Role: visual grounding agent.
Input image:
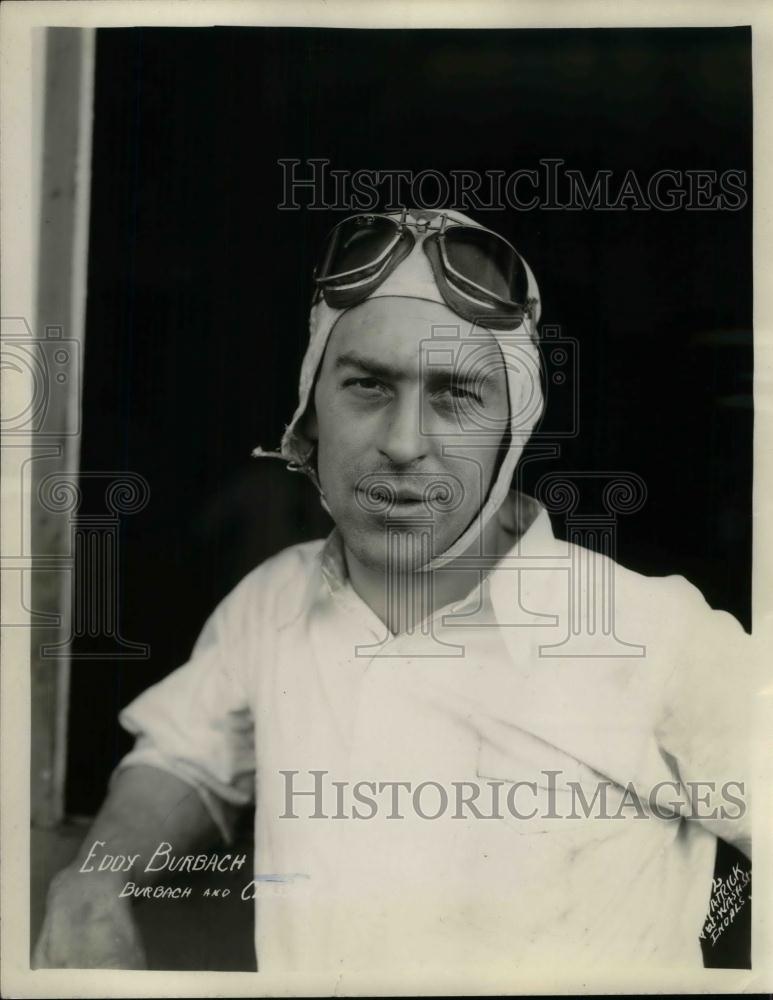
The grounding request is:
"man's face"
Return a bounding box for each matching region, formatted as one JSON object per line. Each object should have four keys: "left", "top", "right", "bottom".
{"left": 308, "top": 297, "right": 509, "bottom": 572}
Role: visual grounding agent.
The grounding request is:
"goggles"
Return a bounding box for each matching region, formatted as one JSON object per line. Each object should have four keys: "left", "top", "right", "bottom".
{"left": 313, "top": 210, "right": 537, "bottom": 331}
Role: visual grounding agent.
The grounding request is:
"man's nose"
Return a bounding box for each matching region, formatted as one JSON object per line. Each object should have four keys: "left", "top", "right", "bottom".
{"left": 377, "top": 391, "right": 428, "bottom": 466}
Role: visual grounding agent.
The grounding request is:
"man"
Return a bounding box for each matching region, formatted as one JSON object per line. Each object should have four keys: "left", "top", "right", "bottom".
{"left": 35, "top": 208, "right": 755, "bottom": 974}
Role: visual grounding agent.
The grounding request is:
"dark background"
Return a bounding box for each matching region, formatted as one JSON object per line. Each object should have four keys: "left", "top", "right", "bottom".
{"left": 69, "top": 23, "right": 753, "bottom": 804}
{"left": 64, "top": 25, "right": 753, "bottom": 967}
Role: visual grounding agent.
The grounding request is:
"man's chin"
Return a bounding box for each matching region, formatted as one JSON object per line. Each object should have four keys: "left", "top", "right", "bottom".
{"left": 345, "top": 522, "right": 447, "bottom": 574}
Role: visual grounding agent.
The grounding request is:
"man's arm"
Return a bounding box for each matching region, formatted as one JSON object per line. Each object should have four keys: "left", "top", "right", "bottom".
{"left": 33, "top": 764, "right": 239, "bottom": 969}
{"left": 654, "top": 576, "right": 760, "bottom": 860}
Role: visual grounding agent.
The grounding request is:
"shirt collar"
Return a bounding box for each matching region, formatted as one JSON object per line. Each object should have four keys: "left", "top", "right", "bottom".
{"left": 318, "top": 490, "right": 557, "bottom": 596}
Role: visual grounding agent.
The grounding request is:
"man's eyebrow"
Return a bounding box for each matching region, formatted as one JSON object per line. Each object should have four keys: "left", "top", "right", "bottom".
{"left": 335, "top": 351, "right": 502, "bottom": 392}
{"left": 334, "top": 352, "right": 409, "bottom": 382}
{"left": 423, "top": 368, "right": 500, "bottom": 393}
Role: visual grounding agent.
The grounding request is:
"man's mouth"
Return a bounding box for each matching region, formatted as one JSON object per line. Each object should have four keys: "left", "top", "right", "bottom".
{"left": 354, "top": 481, "right": 451, "bottom": 517}
{"left": 386, "top": 490, "right": 424, "bottom": 505}
{"left": 356, "top": 486, "right": 425, "bottom": 504}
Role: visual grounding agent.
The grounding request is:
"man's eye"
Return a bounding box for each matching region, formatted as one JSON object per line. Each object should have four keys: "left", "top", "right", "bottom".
{"left": 436, "top": 384, "right": 482, "bottom": 404}
{"left": 344, "top": 377, "right": 388, "bottom": 397}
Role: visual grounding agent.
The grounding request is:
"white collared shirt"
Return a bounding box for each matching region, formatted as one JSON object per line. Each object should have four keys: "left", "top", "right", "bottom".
{"left": 118, "top": 492, "right": 754, "bottom": 974}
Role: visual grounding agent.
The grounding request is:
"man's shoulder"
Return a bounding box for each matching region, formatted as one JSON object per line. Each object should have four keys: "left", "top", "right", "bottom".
{"left": 509, "top": 493, "right": 736, "bottom": 629}
{"left": 197, "top": 537, "right": 329, "bottom": 648}
{"left": 564, "top": 536, "right": 745, "bottom": 642}
{"left": 239, "top": 537, "right": 328, "bottom": 587}
{"left": 603, "top": 554, "right": 705, "bottom": 610}
{"left": 229, "top": 536, "right": 328, "bottom": 607}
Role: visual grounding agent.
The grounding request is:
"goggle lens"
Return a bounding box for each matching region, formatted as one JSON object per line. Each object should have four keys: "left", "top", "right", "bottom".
{"left": 317, "top": 215, "right": 401, "bottom": 282}
{"left": 441, "top": 226, "right": 528, "bottom": 305}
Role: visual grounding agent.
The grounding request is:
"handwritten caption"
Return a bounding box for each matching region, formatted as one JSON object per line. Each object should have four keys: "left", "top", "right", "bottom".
{"left": 700, "top": 863, "right": 751, "bottom": 946}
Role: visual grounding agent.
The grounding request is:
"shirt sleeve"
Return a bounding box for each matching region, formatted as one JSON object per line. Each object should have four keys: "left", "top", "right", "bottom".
{"left": 654, "top": 576, "right": 761, "bottom": 852}
{"left": 114, "top": 583, "right": 257, "bottom": 845}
